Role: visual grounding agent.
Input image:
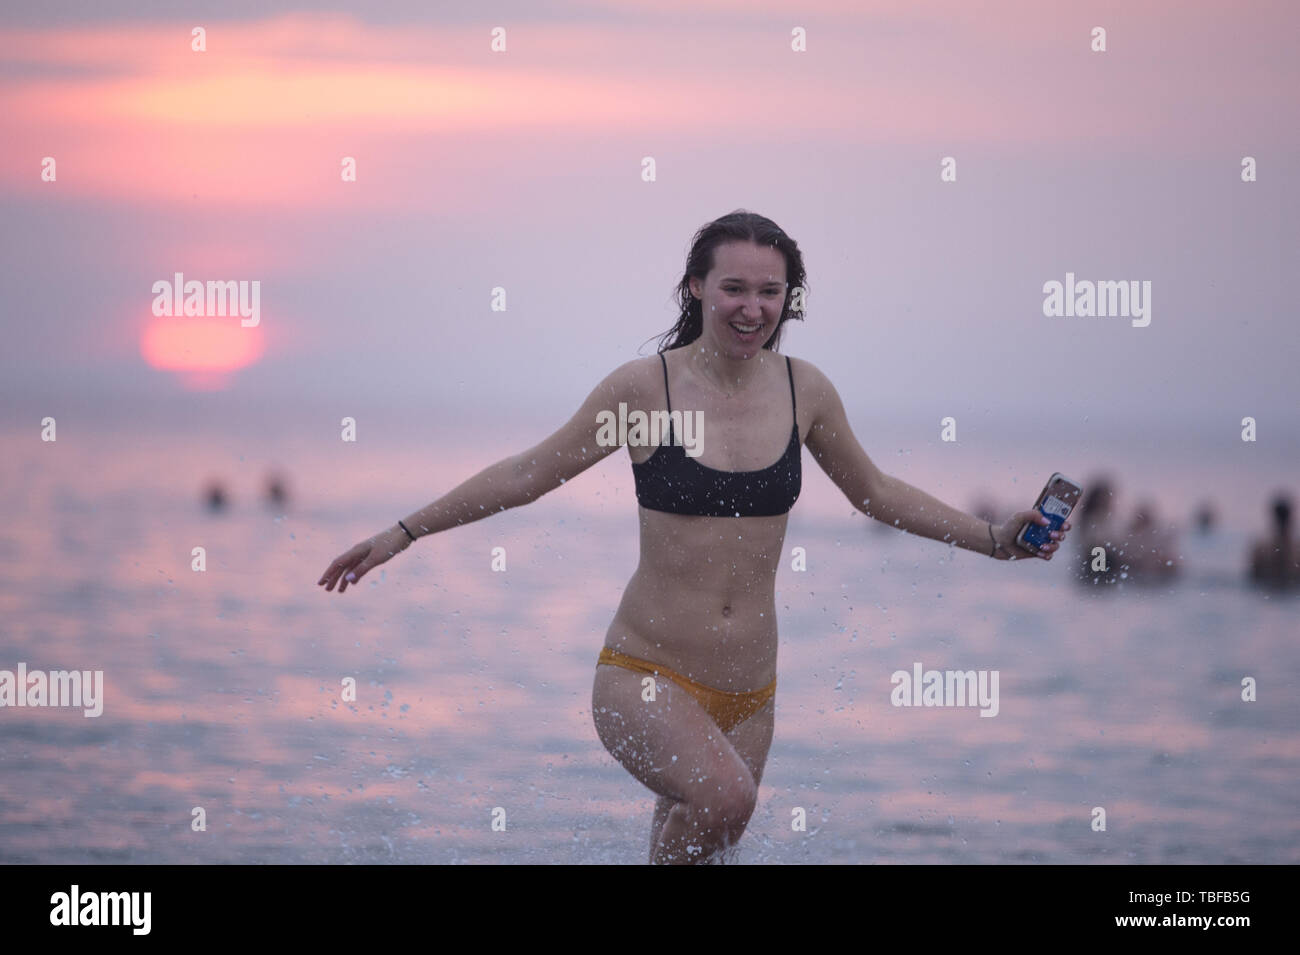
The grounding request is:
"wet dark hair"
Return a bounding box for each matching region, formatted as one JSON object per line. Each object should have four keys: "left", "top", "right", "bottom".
{"left": 648, "top": 210, "right": 808, "bottom": 354}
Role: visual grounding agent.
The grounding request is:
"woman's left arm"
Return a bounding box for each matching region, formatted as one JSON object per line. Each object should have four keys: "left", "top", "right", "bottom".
{"left": 870, "top": 473, "right": 1067, "bottom": 559}
{"left": 798, "top": 358, "right": 1069, "bottom": 560}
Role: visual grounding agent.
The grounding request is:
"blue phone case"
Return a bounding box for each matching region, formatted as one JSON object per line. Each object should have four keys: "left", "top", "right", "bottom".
{"left": 1022, "top": 494, "right": 1072, "bottom": 550}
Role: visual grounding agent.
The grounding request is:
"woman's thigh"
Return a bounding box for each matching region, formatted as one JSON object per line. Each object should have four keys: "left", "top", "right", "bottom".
{"left": 591, "top": 664, "right": 756, "bottom": 805}
{"left": 723, "top": 695, "right": 775, "bottom": 788}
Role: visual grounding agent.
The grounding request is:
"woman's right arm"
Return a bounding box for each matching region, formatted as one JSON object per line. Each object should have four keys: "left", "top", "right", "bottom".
{"left": 317, "top": 359, "right": 640, "bottom": 593}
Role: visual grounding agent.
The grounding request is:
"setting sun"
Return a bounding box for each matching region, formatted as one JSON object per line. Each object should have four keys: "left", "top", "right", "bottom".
{"left": 140, "top": 316, "right": 265, "bottom": 390}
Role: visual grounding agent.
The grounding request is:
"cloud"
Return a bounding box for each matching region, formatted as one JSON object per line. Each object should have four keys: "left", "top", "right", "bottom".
{"left": 4, "top": 6, "right": 1293, "bottom": 207}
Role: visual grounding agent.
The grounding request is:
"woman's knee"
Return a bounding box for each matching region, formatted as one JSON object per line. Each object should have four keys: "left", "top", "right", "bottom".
{"left": 715, "top": 772, "right": 759, "bottom": 830}
{"left": 686, "top": 762, "right": 757, "bottom": 834}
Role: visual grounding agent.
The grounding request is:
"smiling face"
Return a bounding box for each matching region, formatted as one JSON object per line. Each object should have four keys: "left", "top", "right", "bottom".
{"left": 689, "top": 240, "right": 788, "bottom": 358}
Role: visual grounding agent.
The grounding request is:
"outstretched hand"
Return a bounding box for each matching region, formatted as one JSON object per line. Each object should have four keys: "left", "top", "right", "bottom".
{"left": 317, "top": 524, "right": 413, "bottom": 593}
{"left": 991, "top": 510, "right": 1071, "bottom": 561}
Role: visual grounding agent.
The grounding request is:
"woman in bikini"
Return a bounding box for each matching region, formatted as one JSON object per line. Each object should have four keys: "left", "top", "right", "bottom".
{"left": 317, "top": 210, "right": 1070, "bottom": 864}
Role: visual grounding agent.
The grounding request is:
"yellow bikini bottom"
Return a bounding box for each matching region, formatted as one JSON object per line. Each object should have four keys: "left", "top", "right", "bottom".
{"left": 597, "top": 646, "right": 776, "bottom": 733}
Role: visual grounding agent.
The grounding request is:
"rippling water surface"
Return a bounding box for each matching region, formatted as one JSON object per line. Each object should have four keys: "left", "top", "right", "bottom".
{"left": 1, "top": 422, "right": 1296, "bottom": 863}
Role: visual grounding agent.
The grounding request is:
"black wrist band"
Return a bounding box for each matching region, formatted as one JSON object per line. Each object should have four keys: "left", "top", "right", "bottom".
{"left": 397, "top": 519, "right": 417, "bottom": 542}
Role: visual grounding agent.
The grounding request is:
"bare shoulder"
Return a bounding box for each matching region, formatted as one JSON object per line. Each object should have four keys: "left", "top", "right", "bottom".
{"left": 587, "top": 354, "right": 660, "bottom": 406}
{"left": 626, "top": 352, "right": 666, "bottom": 390}
{"left": 787, "top": 354, "right": 831, "bottom": 387}
{"left": 786, "top": 354, "right": 885, "bottom": 504}
{"left": 786, "top": 355, "right": 837, "bottom": 420}
{"left": 509, "top": 355, "right": 662, "bottom": 488}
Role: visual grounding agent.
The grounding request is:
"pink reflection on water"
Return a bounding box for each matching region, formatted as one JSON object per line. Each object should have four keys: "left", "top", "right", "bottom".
{"left": 1, "top": 424, "right": 1297, "bottom": 862}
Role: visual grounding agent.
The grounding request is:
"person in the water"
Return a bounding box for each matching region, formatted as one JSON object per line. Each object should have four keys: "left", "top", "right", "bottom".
{"left": 1123, "top": 498, "right": 1182, "bottom": 583}
{"left": 317, "top": 210, "right": 1069, "bottom": 864}
{"left": 1249, "top": 492, "right": 1300, "bottom": 589}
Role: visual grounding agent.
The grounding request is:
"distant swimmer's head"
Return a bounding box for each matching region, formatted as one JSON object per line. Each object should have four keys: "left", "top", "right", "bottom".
{"left": 1271, "top": 492, "right": 1293, "bottom": 534}
{"left": 1078, "top": 477, "right": 1116, "bottom": 523}
{"left": 651, "top": 210, "right": 808, "bottom": 358}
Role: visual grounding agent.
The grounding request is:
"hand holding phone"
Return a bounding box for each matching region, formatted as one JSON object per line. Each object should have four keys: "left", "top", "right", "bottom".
{"left": 1014, "top": 473, "right": 1082, "bottom": 557}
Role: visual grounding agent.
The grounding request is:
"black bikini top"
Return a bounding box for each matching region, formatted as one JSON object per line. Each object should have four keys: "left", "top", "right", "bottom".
{"left": 631, "top": 352, "right": 801, "bottom": 517}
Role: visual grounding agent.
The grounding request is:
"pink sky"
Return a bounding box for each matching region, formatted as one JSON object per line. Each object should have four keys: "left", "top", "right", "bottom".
{"left": 4, "top": 3, "right": 1295, "bottom": 207}
{"left": 0, "top": 0, "right": 1295, "bottom": 436}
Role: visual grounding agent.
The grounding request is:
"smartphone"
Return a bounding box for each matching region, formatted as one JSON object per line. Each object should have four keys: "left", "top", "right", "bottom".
{"left": 1016, "top": 473, "right": 1083, "bottom": 555}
